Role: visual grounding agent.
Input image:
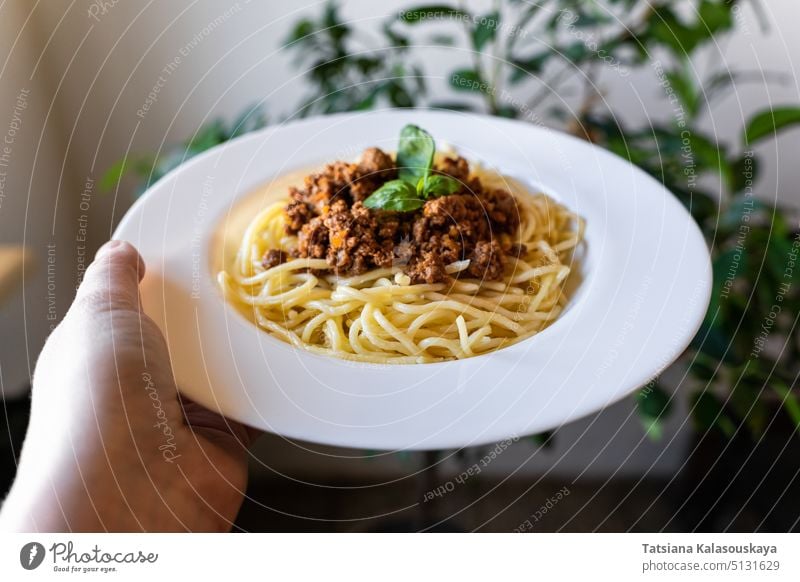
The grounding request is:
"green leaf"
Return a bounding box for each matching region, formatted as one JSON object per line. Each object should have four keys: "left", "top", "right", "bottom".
{"left": 688, "top": 353, "right": 719, "bottom": 382}
{"left": 397, "top": 124, "right": 435, "bottom": 183}
{"left": 100, "top": 155, "right": 155, "bottom": 192}
{"left": 228, "top": 104, "right": 268, "bottom": 139}
{"left": 363, "top": 179, "right": 424, "bottom": 212}
{"left": 730, "top": 376, "right": 768, "bottom": 435}
{"left": 745, "top": 107, "right": 800, "bottom": 144}
{"left": 383, "top": 23, "right": 410, "bottom": 48}
{"left": 637, "top": 384, "right": 673, "bottom": 418}
{"left": 187, "top": 119, "right": 226, "bottom": 153}
{"left": 637, "top": 384, "right": 672, "bottom": 441}
{"left": 529, "top": 430, "right": 554, "bottom": 449}
{"left": 449, "top": 68, "right": 489, "bottom": 93}
{"left": 692, "top": 391, "right": 736, "bottom": 437}
{"left": 665, "top": 64, "right": 698, "bottom": 118}
{"left": 386, "top": 79, "right": 415, "bottom": 108}
{"left": 698, "top": 0, "right": 734, "bottom": 35}
{"left": 151, "top": 149, "right": 192, "bottom": 182}
{"left": 691, "top": 319, "right": 732, "bottom": 363}
{"left": 100, "top": 159, "right": 129, "bottom": 192}
{"left": 496, "top": 104, "right": 519, "bottom": 118}
{"left": 766, "top": 228, "right": 794, "bottom": 285}
{"left": 686, "top": 132, "right": 729, "bottom": 181}
{"left": 705, "top": 247, "right": 743, "bottom": 329}
{"left": 641, "top": 417, "right": 664, "bottom": 440}
{"left": 647, "top": 2, "right": 733, "bottom": 55}
{"left": 354, "top": 86, "right": 381, "bottom": 111}
{"left": 728, "top": 155, "right": 759, "bottom": 194}
{"left": 424, "top": 174, "right": 461, "bottom": 197}
{"left": 399, "top": 5, "right": 469, "bottom": 24}
{"left": 773, "top": 382, "right": 800, "bottom": 433}
{"left": 510, "top": 53, "right": 549, "bottom": 84}
{"left": 286, "top": 18, "right": 315, "bottom": 44}
{"left": 321, "top": 1, "right": 349, "bottom": 42}
{"left": 560, "top": 41, "right": 591, "bottom": 64}
{"left": 718, "top": 193, "right": 766, "bottom": 232}
{"left": 671, "top": 187, "right": 717, "bottom": 226}
{"left": 429, "top": 101, "right": 477, "bottom": 112}
{"left": 472, "top": 10, "right": 500, "bottom": 51}
{"left": 648, "top": 6, "right": 703, "bottom": 53}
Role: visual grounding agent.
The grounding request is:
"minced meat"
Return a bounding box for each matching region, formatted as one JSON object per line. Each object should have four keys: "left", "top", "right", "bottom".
{"left": 261, "top": 249, "right": 288, "bottom": 269}
{"left": 282, "top": 149, "right": 522, "bottom": 283}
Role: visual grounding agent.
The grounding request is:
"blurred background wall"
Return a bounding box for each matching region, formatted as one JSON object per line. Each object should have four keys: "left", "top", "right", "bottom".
{"left": 0, "top": 1, "right": 77, "bottom": 400}
{"left": 1, "top": 0, "right": 798, "bottom": 480}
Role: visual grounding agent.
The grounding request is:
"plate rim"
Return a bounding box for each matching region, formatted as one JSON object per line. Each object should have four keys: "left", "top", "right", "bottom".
{"left": 114, "top": 109, "right": 712, "bottom": 450}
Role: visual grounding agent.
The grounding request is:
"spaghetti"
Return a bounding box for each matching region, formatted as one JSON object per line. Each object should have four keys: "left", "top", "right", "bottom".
{"left": 218, "top": 163, "right": 584, "bottom": 364}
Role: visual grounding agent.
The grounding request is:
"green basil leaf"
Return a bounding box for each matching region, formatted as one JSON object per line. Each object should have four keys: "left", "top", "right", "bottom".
{"left": 363, "top": 179, "right": 424, "bottom": 212}
{"left": 424, "top": 174, "right": 461, "bottom": 197}
{"left": 416, "top": 176, "right": 426, "bottom": 196}
{"left": 397, "top": 124, "right": 435, "bottom": 183}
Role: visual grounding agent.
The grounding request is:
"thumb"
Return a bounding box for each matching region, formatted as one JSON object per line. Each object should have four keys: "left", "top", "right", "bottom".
{"left": 71, "top": 240, "right": 146, "bottom": 314}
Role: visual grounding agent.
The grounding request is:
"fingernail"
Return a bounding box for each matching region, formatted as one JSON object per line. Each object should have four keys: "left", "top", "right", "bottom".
{"left": 95, "top": 240, "right": 123, "bottom": 259}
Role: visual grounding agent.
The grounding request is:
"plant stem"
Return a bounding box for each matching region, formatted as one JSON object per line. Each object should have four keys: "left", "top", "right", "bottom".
{"left": 526, "top": 0, "right": 657, "bottom": 118}
{"left": 506, "top": 0, "right": 549, "bottom": 57}
{"left": 458, "top": 0, "right": 497, "bottom": 114}
{"left": 488, "top": 0, "right": 503, "bottom": 107}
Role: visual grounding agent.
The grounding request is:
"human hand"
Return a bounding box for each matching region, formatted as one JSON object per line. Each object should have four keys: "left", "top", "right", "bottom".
{"left": 0, "top": 241, "right": 258, "bottom": 532}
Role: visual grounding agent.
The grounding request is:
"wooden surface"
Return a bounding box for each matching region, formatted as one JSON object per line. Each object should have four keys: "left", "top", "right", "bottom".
{"left": 0, "top": 245, "right": 28, "bottom": 305}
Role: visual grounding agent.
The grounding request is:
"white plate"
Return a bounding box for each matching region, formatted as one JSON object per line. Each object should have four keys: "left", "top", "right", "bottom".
{"left": 114, "top": 110, "right": 711, "bottom": 451}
